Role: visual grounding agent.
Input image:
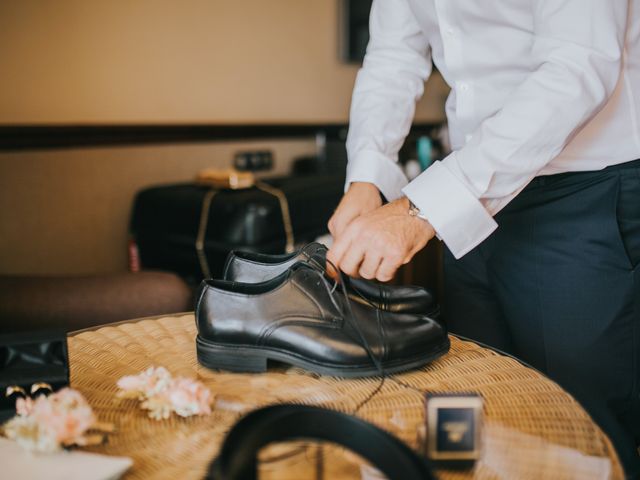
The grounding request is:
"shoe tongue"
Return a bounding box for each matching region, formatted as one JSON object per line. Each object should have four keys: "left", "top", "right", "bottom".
{"left": 288, "top": 261, "right": 314, "bottom": 274}
{"left": 300, "top": 243, "right": 327, "bottom": 265}
{"left": 299, "top": 244, "right": 349, "bottom": 286}
{"left": 301, "top": 242, "right": 327, "bottom": 258}
{"left": 289, "top": 262, "right": 345, "bottom": 315}
{"left": 288, "top": 261, "right": 331, "bottom": 282}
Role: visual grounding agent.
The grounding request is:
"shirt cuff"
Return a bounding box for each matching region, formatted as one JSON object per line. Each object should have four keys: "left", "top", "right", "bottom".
{"left": 345, "top": 150, "right": 409, "bottom": 201}
{"left": 402, "top": 157, "right": 498, "bottom": 259}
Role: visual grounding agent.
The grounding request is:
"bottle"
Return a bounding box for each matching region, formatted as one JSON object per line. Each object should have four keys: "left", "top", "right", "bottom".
{"left": 417, "top": 136, "right": 433, "bottom": 171}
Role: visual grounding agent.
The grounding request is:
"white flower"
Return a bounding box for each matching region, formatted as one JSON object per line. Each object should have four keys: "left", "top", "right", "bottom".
{"left": 117, "top": 366, "right": 172, "bottom": 399}
{"left": 116, "top": 366, "right": 213, "bottom": 420}
{"left": 168, "top": 378, "right": 212, "bottom": 417}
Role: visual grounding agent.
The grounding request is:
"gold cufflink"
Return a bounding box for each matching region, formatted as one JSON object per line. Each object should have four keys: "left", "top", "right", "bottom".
{"left": 30, "top": 382, "right": 53, "bottom": 396}
{"left": 5, "top": 385, "right": 27, "bottom": 398}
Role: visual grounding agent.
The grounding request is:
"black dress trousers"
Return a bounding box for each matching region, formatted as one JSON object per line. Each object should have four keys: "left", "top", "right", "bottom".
{"left": 443, "top": 159, "right": 640, "bottom": 477}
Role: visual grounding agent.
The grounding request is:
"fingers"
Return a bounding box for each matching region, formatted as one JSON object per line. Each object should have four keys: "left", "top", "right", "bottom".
{"left": 328, "top": 196, "right": 434, "bottom": 283}
{"left": 359, "top": 252, "right": 382, "bottom": 280}
{"left": 328, "top": 208, "right": 358, "bottom": 239}
{"left": 330, "top": 224, "right": 386, "bottom": 280}
{"left": 327, "top": 194, "right": 358, "bottom": 238}
{"left": 332, "top": 243, "right": 402, "bottom": 282}
{"left": 338, "top": 241, "right": 367, "bottom": 278}
{"left": 328, "top": 182, "right": 382, "bottom": 238}
{"left": 326, "top": 229, "right": 353, "bottom": 278}
{"left": 329, "top": 210, "right": 399, "bottom": 281}
{"left": 376, "top": 255, "right": 402, "bottom": 283}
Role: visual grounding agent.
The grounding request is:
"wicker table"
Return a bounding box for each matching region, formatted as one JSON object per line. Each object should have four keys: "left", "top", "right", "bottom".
{"left": 69, "top": 314, "right": 624, "bottom": 479}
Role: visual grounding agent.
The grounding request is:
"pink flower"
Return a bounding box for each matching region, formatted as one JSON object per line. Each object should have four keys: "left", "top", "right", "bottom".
{"left": 31, "top": 388, "right": 95, "bottom": 445}
{"left": 141, "top": 393, "right": 174, "bottom": 421}
{"left": 3, "top": 415, "right": 59, "bottom": 453}
{"left": 116, "top": 375, "right": 148, "bottom": 393}
{"left": 3, "top": 388, "right": 96, "bottom": 453}
{"left": 116, "top": 366, "right": 213, "bottom": 420}
{"left": 117, "top": 366, "right": 172, "bottom": 399}
{"left": 168, "top": 378, "right": 212, "bottom": 417}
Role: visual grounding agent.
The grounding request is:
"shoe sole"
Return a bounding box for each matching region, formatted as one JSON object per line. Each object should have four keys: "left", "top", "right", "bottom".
{"left": 196, "top": 335, "right": 450, "bottom": 378}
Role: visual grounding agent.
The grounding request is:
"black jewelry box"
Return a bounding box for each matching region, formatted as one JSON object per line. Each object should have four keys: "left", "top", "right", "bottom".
{"left": 424, "top": 393, "right": 483, "bottom": 468}
{"left": 0, "top": 329, "right": 69, "bottom": 422}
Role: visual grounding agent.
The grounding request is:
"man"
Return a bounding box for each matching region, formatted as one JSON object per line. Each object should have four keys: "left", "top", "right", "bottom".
{"left": 327, "top": 0, "right": 640, "bottom": 475}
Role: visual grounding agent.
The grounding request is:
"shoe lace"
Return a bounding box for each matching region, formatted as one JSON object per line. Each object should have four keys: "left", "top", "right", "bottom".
{"left": 306, "top": 251, "right": 445, "bottom": 454}
{"left": 305, "top": 257, "right": 385, "bottom": 378}
{"left": 308, "top": 257, "right": 440, "bottom": 402}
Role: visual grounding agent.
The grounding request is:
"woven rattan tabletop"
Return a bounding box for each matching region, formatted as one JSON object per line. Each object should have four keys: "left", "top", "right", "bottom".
{"left": 68, "top": 314, "right": 623, "bottom": 479}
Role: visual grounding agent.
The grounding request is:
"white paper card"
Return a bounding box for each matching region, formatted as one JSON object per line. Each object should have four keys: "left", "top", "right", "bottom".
{"left": 0, "top": 437, "right": 133, "bottom": 480}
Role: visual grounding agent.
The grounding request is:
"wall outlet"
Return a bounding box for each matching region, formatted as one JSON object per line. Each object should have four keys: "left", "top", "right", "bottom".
{"left": 233, "top": 150, "right": 274, "bottom": 171}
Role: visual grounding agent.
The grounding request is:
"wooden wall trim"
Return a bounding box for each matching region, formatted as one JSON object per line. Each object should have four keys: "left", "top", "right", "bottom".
{"left": 0, "top": 123, "right": 439, "bottom": 151}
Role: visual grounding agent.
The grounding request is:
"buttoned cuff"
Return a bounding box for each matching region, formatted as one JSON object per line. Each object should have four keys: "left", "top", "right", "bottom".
{"left": 345, "top": 150, "right": 409, "bottom": 202}
{"left": 402, "top": 157, "right": 498, "bottom": 259}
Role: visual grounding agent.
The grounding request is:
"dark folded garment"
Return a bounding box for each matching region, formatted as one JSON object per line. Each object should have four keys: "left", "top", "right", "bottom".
{"left": 0, "top": 329, "right": 69, "bottom": 421}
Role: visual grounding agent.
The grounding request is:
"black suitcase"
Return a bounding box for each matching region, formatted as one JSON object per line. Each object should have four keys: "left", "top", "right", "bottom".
{"left": 130, "top": 174, "right": 344, "bottom": 282}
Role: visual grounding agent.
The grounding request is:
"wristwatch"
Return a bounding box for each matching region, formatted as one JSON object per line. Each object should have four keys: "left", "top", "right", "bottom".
{"left": 408, "top": 199, "right": 429, "bottom": 222}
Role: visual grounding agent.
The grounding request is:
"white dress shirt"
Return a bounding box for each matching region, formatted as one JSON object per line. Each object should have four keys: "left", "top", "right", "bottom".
{"left": 346, "top": 0, "right": 640, "bottom": 259}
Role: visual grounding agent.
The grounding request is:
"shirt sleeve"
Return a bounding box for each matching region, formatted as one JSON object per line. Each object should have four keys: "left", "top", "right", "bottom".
{"left": 345, "top": 0, "right": 432, "bottom": 202}
{"left": 403, "top": 0, "right": 629, "bottom": 259}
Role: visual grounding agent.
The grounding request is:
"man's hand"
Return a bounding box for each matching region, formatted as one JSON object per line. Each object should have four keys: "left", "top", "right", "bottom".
{"left": 327, "top": 197, "right": 435, "bottom": 282}
{"left": 328, "top": 182, "right": 383, "bottom": 239}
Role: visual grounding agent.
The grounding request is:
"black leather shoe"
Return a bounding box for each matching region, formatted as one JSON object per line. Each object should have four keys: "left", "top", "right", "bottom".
{"left": 222, "top": 243, "right": 440, "bottom": 317}
{"left": 195, "top": 263, "right": 449, "bottom": 377}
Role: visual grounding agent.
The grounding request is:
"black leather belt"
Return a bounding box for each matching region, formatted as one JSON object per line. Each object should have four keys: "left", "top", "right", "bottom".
{"left": 208, "top": 404, "right": 436, "bottom": 480}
